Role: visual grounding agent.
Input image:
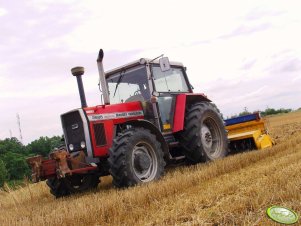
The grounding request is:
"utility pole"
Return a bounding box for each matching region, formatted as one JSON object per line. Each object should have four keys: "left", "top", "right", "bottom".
{"left": 16, "top": 113, "right": 23, "bottom": 144}
{"left": 9, "top": 129, "right": 12, "bottom": 138}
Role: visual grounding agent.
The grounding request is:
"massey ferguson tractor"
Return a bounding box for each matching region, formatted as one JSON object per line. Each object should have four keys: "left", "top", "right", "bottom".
{"left": 27, "top": 49, "right": 228, "bottom": 197}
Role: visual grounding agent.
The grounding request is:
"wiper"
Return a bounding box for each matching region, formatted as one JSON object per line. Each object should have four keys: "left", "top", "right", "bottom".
{"left": 113, "top": 69, "right": 126, "bottom": 97}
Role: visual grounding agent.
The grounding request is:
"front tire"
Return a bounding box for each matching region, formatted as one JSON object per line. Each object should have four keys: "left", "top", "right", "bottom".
{"left": 179, "top": 102, "right": 228, "bottom": 163}
{"left": 108, "top": 127, "right": 166, "bottom": 188}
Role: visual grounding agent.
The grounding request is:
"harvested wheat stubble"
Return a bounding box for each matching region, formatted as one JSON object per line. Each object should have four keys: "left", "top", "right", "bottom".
{"left": 1, "top": 111, "right": 301, "bottom": 226}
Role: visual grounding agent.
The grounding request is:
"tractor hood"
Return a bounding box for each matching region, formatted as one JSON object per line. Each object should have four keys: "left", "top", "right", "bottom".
{"left": 84, "top": 101, "right": 144, "bottom": 122}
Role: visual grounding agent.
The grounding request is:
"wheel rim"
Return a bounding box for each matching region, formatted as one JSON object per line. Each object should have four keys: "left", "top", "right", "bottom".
{"left": 132, "top": 141, "right": 158, "bottom": 182}
{"left": 200, "top": 117, "right": 222, "bottom": 158}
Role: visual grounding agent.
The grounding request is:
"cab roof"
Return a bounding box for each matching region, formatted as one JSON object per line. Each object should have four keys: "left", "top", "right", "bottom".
{"left": 105, "top": 58, "right": 184, "bottom": 78}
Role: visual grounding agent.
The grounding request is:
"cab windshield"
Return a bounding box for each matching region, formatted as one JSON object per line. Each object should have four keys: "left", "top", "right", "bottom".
{"left": 107, "top": 65, "right": 150, "bottom": 104}
{"left": 152, "top": 66, "right": 189, "bottom": 92}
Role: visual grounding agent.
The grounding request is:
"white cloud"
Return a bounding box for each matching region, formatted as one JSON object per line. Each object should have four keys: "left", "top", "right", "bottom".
{"left": 61, "top": 0, "right": 249, "bottom": 53}
{"left": 28, "top": 0, "right": 77, "bottom": 12}
{"left": 0, "top": 8, "right": 7, "bottom": 16}
{"left": 1, "top": 0, "right": 301, "bottom": 143}
{"left": 292, "top": 75, "right": 301, "bottom": 82}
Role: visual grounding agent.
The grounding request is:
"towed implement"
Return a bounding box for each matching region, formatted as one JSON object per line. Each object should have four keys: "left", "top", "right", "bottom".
{"left": 225, "top": 112, "right": 274, "bottom": 152}
{"left": 27, "top": 49, "right": 228, "bottom": 197}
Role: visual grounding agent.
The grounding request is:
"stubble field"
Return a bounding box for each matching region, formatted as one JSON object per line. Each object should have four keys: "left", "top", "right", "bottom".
{"left": 1, "top": 111, "right": 301, "bottom": 226}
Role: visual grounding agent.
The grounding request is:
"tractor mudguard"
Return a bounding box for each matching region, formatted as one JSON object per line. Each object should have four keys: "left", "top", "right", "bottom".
{"left": 125, "top": 119, "right": 169, "bottom": 159}
{"left": 173, "top": 93, "right": 211, "bottom": 133}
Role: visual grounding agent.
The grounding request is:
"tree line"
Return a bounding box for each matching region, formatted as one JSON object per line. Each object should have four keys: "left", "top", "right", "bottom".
{"left": 0, "top": 136, "right": 63, "bottom": 187}
{"left": 227, "top": 107, "right": 294, "bottom": 119}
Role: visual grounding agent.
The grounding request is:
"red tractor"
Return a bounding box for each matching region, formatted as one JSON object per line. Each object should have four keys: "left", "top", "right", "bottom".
{"left": 27, "top": 49, "right": 228, "bottom": 197}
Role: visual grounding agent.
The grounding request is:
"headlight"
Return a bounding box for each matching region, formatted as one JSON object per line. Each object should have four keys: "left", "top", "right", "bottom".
{"left": 69, "top": 144, "right": 74, "bottom": 151}
{"left": 80, "top": 141, "right": 86, "bottom": 148}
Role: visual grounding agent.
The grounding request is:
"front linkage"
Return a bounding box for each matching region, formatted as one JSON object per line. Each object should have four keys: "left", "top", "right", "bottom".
{"left": 26, "top": 149, "right": 97, "bottom": 183}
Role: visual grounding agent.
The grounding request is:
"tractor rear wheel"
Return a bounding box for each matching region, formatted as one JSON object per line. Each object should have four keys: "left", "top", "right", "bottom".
{"left": 108, "top": 127, "right": 166, "bottom": 188}
{"left": 179, "top": 102, "right": 228, "bottom": 163}
{"left": 46, "top": 174, "right": 100, "bottom": 198}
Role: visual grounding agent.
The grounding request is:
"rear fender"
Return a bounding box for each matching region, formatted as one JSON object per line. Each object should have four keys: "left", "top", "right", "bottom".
{"left": 173, "top": 94, "right": 211, "bottom": 133}
{"left": 125, "top": 119, "right": 169, "bottom": 159}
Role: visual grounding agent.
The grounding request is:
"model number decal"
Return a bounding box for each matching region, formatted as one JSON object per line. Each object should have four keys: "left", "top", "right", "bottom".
{"left": 88, "top": 111, "right": 144, "bottom": 121}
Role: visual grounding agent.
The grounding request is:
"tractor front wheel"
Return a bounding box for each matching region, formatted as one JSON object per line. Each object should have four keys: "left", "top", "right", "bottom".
{"left": 179, "top": 102, "right": 228, "bottom": 163}
{"left": 108, "top": 127, "right": 166, "bottom": 188}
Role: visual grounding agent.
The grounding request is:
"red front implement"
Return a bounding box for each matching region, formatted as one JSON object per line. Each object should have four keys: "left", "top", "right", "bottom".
{"left": 26, "top": 149, "right": 97, "bottom": 182}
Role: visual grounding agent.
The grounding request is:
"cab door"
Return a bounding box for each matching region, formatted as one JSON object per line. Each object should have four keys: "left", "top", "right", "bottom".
{"left": 157, "top": 95, "right": 176, "bottom": 132}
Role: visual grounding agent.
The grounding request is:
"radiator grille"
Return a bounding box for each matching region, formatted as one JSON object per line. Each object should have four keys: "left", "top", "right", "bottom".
{"left": 93, "top": 123, "right": 107, "bottom": 146}
{"left": 61, "top": 110, "right": 85, "bottom": 152}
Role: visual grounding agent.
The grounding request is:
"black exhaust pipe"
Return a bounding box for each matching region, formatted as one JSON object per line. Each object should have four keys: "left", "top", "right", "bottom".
{"left": 97, "top": 49, "right": 110, "bottom": 105}
{"left": 71, "top": 66, "right": 87, "bottom": 108}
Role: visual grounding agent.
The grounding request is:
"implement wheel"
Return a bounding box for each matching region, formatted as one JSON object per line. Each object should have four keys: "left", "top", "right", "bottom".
{"left": 108, "top": 127, "right": 166, "bottom": 188}
{"left": 46, "top": 174, "right": 100, "bottom": 198}
{"left": 46, "top": 178, "right": 70, "bottom": 198}
{"left": 179, "top": 102, "right": 228, "bottom": 163}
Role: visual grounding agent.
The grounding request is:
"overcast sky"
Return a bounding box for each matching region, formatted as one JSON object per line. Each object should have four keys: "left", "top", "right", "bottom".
{"left": 1, "top": 0, "right": 301, "bottom": 144}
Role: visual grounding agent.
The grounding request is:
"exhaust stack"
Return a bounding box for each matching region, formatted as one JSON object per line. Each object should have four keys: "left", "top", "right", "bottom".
{"left": 97, "top": 49, "right": 110, "bottom": 105}
{"left": 71, "top": 66, "right": 87, "bottom": 108}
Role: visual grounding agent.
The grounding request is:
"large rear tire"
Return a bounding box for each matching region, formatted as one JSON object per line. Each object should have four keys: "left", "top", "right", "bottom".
{"left": 46, "top": 174, "right": 100, "bottom": 198}
{"left": 179, "top": 102, "right": 228, "bottom": 163}
{"left": 108, "top": 127, "right": 166, "bottom": 188}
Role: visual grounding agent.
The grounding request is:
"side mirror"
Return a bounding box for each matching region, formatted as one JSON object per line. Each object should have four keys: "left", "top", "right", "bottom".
{"left": 159, "top": 57, "right": 171, "bottom": 72}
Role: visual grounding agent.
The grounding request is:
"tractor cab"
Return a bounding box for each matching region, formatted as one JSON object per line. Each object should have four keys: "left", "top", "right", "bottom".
{"left": 105, "top": 58, "right": 193, "bottom": 132}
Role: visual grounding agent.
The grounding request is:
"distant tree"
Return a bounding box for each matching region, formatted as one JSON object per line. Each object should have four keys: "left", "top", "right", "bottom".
{"left": 238, "top": 107, "right": 252, "bottom": 117}
{"left": 26, "top": 136, "right": 63, "bottom": 157}
{"left": 227, "top": 114, "right": 238, "bottom": 119}
{"left": 1, "top": 152, "right": 30, "bottom": 180}
{"left": 0, "top": 159, "right": 8, "bottom": 187}
{"left": 0, "top": 137, "right": 24, "bottom": 155}
{"left": 0, "top": 137, "right": 29, "bottom": 181}
{"left": 227, "top": 106, "right": 294, "bottom": 119}
{"left": 261, "top": 107, "right": 292, "bottom": 116}
{"left": 262, "top": 108, "right": 276, "bottom": 116}
{"left": 0, "top": 135, "right": 62, "bottom": 183}
{"left": 227, "top": 107, "right": 252, "bottom": 119}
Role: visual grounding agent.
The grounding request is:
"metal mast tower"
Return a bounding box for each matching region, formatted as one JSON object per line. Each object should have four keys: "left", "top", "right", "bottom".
{"left": 16, "top": 113, "right": 23, "bottom": 144}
